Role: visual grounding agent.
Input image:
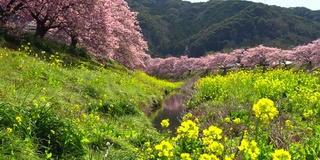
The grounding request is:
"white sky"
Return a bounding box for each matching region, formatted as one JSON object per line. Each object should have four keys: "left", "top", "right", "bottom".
{"left": 184, "top": 0, "right": 320, "bottom": 11}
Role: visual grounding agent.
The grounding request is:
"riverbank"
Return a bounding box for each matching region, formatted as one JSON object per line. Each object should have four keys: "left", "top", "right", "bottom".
{"left": 0, "top": 47, "right": 181, "bottom": 159}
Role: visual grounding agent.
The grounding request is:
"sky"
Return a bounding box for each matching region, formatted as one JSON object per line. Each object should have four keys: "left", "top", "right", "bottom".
{"left": 184, "top": 0, "right": 320, "bottom": 11}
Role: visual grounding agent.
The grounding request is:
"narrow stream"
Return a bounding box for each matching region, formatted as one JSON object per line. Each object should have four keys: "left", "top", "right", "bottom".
{"left": 152, "top": 94, "right": 183, "bottom": 134}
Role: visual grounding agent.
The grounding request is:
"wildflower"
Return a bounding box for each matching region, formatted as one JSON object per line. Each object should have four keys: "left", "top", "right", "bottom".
{"left": 225, "top": 154, "right": 235, "bottom": 160}
{"left": 34, "top": 102, "right": 39, "bottom": 108}
{"left": 233, "top": 118, "right": 241, "bottom": 124}
{"left": 180, "top": 153, "right": 192, "bottom": 160}
{"left": 195, "top": 118, "right": 199, "bottom": 123}
{"left": 161, "top": 119, "right": 170, "bottom": 128}
{"left": 50, "top": 130, "right": 55, "bottom": 135}
{"left": 40, "top": 97, "right": 46, "bottom": 102}
{"left": 202, "top": 125, "right": 223, "bottom": 146}
{"left": 285, "top": 120, "right": 293, "bottom": 129}
{"left": 224, "top": 117, "right": 231, "bottom": 122}
{"left": 272, "top": 149, "right": 291, "bottom": 160}
{"left": 144, "top": 141, "right": 151, "bottom": 147}
{"left": 16, "top": 116, "right": 22, "bottom": 125}
{"left": 252, "top": 98, "right": 278, "bottom": 124}
{"left": 199, "top": 153, "right": 219, "bottom": 160}
{"left": 82, "top": 113, "right": 87, "bottom": 119}
{"left": 203, "top": 125, "right": 223, "bottom": 140}
{"left": 206, "top": 141, "right": 224, "bottom": 155}
{"left": 303, "top": 109, "right": 314, "bottom": 119}
{"left": 7, "top": 127, "right": 13, "bottom": 133}
{"left": 155, "top": 140, "right": 174, "bottom": 157}
{"left": 175, "top": 120, "right": 199, "bottom": 140}
{"left": 182, "top": 112, "right": 193, "bottom": 121}
{"left": 238, "top": 139, "right": 260, "bottom": 160}
{"left": 146, "top": 147, "right": 153, "bottom": 153}
{"left": 238, "top": 139, "right": 249, "bottom": 151}
{"left": 95, "top": 115, "right": 100, "bottom": 121}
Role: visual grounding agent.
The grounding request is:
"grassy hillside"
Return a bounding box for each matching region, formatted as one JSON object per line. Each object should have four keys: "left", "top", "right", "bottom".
{"left": 127, "top": 0, "right": 320, "bottom": 57}
{"left": 0, "top": 45, "right": 181, "bottom": 159}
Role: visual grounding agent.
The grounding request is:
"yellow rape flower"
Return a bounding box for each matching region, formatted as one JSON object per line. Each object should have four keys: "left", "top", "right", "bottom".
{"left": 238, "top": 139, "right": 249, "bottom": 151}
{"left": 161, "top": 119, "right": 170, "bottom": 128}
{"left": 155, "top": 140, "right": 174, "bottom": 158}
{"left": 224, "top": 117, "right": 231, "bottom": 122}
{"left": 144, "top": 141, "right": 151, "bottom": 147}
{"left": 206, "top": 141, "right": 224, "bottom": 156}
{"left": 303, "top": 109, "right": 314, "bottom": 119}
{"left": 95, "top": 115, "right": 100, "bottom": 121}
{"left": 40, "top": 97, "right": 46, "bottom": 102}
{"left": 238, "top": 139, "right": 260, "bottom": 160}
{"left": 285, "top": 120, "right": 293, "bottom": 129}
{"left": 182, "top": 112, "right": 193, "bottom": 121}
{"left": 202, "top": 125, "right": 223, "bottom": 147}
{"left": 203, "top": 125, "right": 223, "bottom": 140}
{"left": 16, "top": 116, "right": 22, "bottom": 125}
{"left": 180, "top": 153, "right": 192, "bottom": 160}
{"left": 146, "top": 147, "right": 153, "bottom": 153}
{"left": 7, "top": 127, "right": 13, "bottom": 133}
{"left": 176, "top": 120, "right": 199, "bottom": 140}
{"left": 252, "top": 98, "right": 278, "bottom": 124}
{"left": 199, "top": 153, "right": 219, "bottom": 160}
{"left": 272, "top": 149, "right": 291, "bottom": 160}
{"left": 225, "top": 154, "right": 235, "bottom": 160}
{"left": 233, "top": 118, "right": 241, "bottom": 124}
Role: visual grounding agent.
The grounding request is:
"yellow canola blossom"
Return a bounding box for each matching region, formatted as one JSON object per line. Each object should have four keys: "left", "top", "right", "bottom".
{"left": 272, "top": 149, "right": 291, "bottom": 160}
{"left": 238, "top": 139, "right": 260, "bottom": 160}
{"left": 232, "top": 118, "right": 241, "bottom": 124}
{"left": 252, "top": 98, "right": 278, "bottom": 124}
{"left": 180, "top": 153, "right": 192, "bottom": 160}
{"left": 155, "top": 140, "right": 174, "bottom": 158}
{"left": 16, "top": 116, "right": 22, "bottom": 125}
{"left": 206, "top": 141, "right": 224, "bottom": 156}
{"left": 175, "top": 120, "right": 199, "bottom": 140}
{"left": 303, "top": 109, "right": 315, "bottom": 119}
{"left": 7, "top": 127, "right": 13, "bottom": 133}
{"left": 161, "top": 119, "right": 170, "bottom": 128}
{"left": 198, "top": 153, "right": 219, "bottom": 160}
{"left": 203, "top": 125, "right": 223, "bottom": 140}
{"left": 202, "top": 126, "right": 224, "bottom": 153}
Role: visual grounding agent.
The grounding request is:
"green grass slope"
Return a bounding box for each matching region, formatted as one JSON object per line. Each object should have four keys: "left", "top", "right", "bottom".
{"left": 0, "top": 45, "right": 181, "bottom": 159}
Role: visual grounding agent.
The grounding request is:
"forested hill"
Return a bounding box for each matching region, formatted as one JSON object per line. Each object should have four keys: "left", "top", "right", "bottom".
{"left": 127, "top": 0, "right": 320, "bottom": 58}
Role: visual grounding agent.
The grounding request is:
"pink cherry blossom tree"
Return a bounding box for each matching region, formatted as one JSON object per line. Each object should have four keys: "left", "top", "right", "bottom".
{"left": 12, "top": 0, "right": 149, "bottom": 69}
{"left": 292, "top": 39, "right": 320, "bottom": 69}
{"left": 0, "top": 0, "right": 25, "bottom": 24}
{"left": 20, "top": 0, "right": 80, "bottom": 38}
{"left": 206, "top": 53, "right": 237, "bottom": 73}
{"left": 241, "top": 45, "right": 281, "bottom": 70}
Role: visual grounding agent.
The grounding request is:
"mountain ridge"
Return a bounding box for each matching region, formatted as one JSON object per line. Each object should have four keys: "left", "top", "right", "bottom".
{"left": 127, "top": 0, "right": 320, "bottom": 57}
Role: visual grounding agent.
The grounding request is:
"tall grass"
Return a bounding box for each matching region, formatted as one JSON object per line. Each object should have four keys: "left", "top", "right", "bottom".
{"left": 0, "top": 45, "right": 181, "bottom": 159}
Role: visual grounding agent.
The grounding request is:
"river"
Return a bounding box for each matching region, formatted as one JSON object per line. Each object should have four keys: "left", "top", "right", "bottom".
{"left": 152, "top": 94, "right": 183, "bottom": 134}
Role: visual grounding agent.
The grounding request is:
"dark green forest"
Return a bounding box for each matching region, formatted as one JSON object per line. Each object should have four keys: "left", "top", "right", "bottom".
{"left": 127, "top": 0, "right": 320, "bottom": 57}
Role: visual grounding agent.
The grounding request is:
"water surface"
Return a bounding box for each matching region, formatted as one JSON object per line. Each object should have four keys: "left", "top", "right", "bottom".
{"left": 153, "top": 95, "right": 182, "bottom": 134}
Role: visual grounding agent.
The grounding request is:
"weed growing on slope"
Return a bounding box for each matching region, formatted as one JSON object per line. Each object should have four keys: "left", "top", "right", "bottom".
{"left": 0, "top": 45, "right": 182, "bottom": 159}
